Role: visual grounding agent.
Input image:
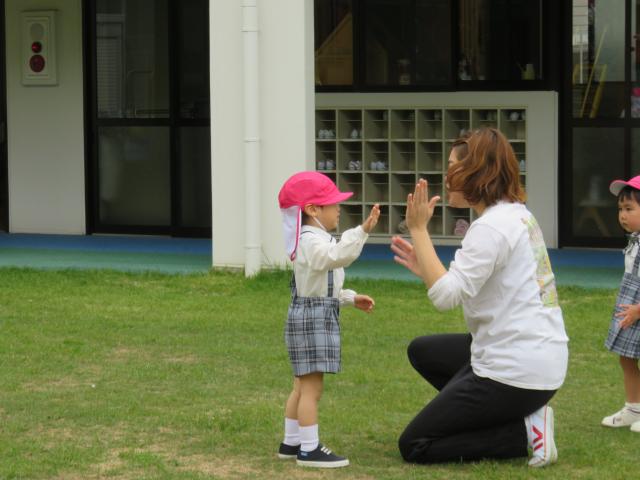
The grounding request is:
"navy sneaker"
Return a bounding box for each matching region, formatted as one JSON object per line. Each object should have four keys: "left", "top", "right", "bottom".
{"left": 296, "top": 444, "right": 349, "bottom": 468}
{"left": 277, "top": 442, "right": 300, "bottom": 459}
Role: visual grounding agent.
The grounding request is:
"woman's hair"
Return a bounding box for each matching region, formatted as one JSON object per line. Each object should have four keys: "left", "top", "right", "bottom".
{"left": 447, "top": 127, "right": 526, "bottom": 206}
{"left": 618, "top": 185, "right": 640, "bottom": 205}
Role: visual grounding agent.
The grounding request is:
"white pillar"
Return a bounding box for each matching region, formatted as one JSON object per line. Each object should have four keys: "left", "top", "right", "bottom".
{"left": 211, "top": 0, "right": 314, "bottom": 270}
{"left": 242, "top": 0, "right": 261, "bottom": 277}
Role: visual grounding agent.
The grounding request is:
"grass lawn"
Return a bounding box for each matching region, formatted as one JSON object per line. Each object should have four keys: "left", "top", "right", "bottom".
{"left": 0, "top": 268, "right": 633, "bottom": 479}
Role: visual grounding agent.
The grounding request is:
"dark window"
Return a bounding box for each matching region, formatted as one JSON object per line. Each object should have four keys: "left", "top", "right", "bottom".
{"left": 315, "top": 0, "right": 353, "bottom": 86}
{"left": 458, "top": 0, "right": 542, "bottom": 82}
{"left": 314, "top": 0, "right": 548, "bottom": 91}
{"left": 363, "top": 0, "right": 451, "bottom": 87}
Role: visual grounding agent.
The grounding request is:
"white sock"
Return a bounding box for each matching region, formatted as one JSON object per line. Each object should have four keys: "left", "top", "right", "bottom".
{"left": 299, "top": 424, "right": 319, "bottom": 452}
{"left": 283, "top": 418, "right": 300, "bottom": 446}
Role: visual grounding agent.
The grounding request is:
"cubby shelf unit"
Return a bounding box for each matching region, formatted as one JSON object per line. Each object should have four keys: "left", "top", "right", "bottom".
{"left": 315, "top": 107, "right": 527, "bottom": 243}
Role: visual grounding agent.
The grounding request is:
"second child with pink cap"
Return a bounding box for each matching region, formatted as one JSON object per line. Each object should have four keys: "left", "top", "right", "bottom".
{"left": 276, "top": 171, "right": 380, "bottom": 468}
{"left": 603, "top": 175, "right": 640, "bottom": 431}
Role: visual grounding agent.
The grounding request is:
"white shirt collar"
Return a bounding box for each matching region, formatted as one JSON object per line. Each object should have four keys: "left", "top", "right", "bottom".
{"left": 301, "top": 224, "right": 333, "bottom": 240}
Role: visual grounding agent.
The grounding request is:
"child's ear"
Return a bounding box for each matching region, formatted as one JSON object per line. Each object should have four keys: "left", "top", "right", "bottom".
{"left": 303, "top": 204, "right": 316, "bottom": 217}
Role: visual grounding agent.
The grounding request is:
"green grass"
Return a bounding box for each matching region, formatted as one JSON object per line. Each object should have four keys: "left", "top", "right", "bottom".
{"left": 0, "top": 268, "right": 633, "bottom": 479}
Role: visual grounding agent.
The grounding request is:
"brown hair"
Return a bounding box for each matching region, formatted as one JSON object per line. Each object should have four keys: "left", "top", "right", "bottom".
{"left": 447, "top": 127, "right": 526, "bottom": 206}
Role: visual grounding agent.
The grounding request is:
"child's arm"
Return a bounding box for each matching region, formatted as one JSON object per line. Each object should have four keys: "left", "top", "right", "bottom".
{"left": 354, "top": 294, "right": 375, "bottom": 313}
{"left": 338, "top": 289, "right": 375, "bottom": 313}
{"left": 306, "top": 205, "right": 380, "bottom": 271}
{"left": 616, "top": 303, "right": 640, "bottom": 329}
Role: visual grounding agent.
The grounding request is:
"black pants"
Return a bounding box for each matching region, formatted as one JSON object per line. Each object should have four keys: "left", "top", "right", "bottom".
{"left": 398, "top": 333, "right": 557, "bottom": 464}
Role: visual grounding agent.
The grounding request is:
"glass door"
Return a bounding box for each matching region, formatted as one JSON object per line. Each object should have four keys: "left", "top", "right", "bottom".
{"left": 564, "top": 0, "right": 634, "bottom": 247}
{"left": 86, "top": 0, "right": 211, "bottom": 237}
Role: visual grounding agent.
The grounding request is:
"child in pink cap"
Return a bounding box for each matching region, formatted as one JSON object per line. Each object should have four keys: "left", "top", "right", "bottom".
{"left": 603, "top": 175, "right": 640, "bottom": 430}
{"left": 277, "top": 171, "right": 380, "bottom": 468}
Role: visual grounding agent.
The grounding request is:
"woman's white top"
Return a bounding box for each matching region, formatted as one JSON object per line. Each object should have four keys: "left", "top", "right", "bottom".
{"left": 293, "top": 225, "right": 368, "bottom": 306}
{"left": 429, "top": 202, "right": 569, "bottom": 390}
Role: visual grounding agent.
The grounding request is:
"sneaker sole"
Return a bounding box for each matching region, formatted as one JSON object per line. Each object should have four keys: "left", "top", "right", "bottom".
{"left": 296, "top": 459, "right": 349, "bottom": 468}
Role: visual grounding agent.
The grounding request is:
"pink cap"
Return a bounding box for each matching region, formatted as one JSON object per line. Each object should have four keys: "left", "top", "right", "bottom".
{"left": 278, "top": 171, "right": 353, "bottom": 260}
{"left": 610, "top": 175, "right": 640, "bottom": 196}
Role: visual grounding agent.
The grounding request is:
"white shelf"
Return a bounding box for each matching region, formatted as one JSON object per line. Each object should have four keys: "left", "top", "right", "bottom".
{"left": 316, "top": 106, "right": 527, "bottom": 239}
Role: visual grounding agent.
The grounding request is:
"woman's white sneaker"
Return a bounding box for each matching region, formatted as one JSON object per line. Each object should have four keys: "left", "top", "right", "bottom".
{"left": 601, "top": 405, "right": 640, "bottom": 427}
{"left": 525, "top": 405, "right": 557, "bottom": 468}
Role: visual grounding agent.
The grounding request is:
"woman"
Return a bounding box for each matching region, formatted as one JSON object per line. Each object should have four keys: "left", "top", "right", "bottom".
{"left": 391, "top": 128, "right": 568, "bottom": 467}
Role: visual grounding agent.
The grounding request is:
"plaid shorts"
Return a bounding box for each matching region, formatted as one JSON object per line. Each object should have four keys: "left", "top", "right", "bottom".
{"left": 606, "top": 270, "right": 640, "bottom": 358}
{"left": 285, "top": 296, "right": 341, "bottom": 376}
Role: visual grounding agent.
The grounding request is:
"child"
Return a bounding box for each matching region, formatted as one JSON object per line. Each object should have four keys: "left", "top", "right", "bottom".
{"left": 603, "top": 175, "right": 640, "bottom": 430}
{"left": 277, "top": 171, "right": 380, "bottom": 468}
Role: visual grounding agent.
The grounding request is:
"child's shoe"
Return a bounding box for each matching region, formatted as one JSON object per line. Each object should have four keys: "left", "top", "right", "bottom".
{"left": 601, "top": 404, "right": 640, "bottom": 427}
{"left": 631, "top": 420, "right": 640, "bottom": 433}
{"left": 525, "top": 405, "right": 557, "bottom": 468}
{"left": 277, "top": 442, "right": 300, "bottom": 459}
{"left": 296, "top": 444, "right": 349, "bottom": 468}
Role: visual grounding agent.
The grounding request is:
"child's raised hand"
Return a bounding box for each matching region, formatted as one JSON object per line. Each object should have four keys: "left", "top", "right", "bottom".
{"left": 616, "top": 303, "right": 640, "bottom": 329}
{"left": 362, "top": 204, "right": 380, "bottom": 233}
{"left": 354, "top": 294, "right": 375, "bottom": 313}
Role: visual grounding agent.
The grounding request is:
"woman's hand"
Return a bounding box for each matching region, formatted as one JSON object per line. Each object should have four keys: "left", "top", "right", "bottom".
{"left": 616, "top": 303, "right": 640, "bottom": 329}
{"left": 362, "top": 204, "right": 380, "bottom": 233}
{"left": 354, "top": 294, "right": 375, "bottom": 313}
{"left": 405, "top": 179, "right": 440, "bottom": 232}
{"left": 390, "top": 236, "right": 423, "bottom": 279}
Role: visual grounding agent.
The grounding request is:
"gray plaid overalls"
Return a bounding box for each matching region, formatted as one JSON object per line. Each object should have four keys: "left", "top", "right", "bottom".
{"left": 606, "top": 237, "right": 640, "bottom": 358}
{"left": 284, "top": 269, "right": 341, "bottom": 376}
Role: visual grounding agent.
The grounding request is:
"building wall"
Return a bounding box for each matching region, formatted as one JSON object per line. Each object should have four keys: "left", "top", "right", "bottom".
{"left": 210, "top": 0, "right": 314, "bottom": 269}
{"left": 5, "top": 0, "right": 85, "bottom": 234}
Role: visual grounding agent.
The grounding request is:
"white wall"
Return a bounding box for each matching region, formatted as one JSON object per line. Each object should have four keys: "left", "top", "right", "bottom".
{"left": 5, "top": 0, "right": 85, "bottom": 234}
{"left": 317, "top": 92, "right": 559, "bottom": 248}
{"left": 210, "top": 0, "right": 314, "bottom": 269}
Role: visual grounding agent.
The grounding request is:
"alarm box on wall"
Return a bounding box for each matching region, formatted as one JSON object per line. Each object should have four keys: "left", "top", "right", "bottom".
{"left": 21, "top": 11, "right": 57, "bottom": 86}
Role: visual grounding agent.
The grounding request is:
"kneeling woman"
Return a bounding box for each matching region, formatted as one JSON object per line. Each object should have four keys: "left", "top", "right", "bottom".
{"left": 391, "top": 128, "right": 568, "bottom": 467}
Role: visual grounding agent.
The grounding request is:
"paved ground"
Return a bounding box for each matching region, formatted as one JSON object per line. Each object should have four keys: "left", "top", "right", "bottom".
{"left": 0, "top": 233, "right": 623, "bottom": 289}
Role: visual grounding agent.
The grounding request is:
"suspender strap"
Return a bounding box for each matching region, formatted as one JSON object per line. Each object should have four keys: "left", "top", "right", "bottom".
{"left": 290, "top": 270, "right": 335, "bottom": 298}
{"left": 633, "top": 248, "right": 640, "bottom": 276}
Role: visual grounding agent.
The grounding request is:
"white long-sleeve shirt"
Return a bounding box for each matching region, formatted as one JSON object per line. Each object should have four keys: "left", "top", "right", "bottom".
{"left": 428, "top": 202, "right": 569, "bottom": 390}
{"left": 293, "top": 225, "right": 368, "bottom": 306}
